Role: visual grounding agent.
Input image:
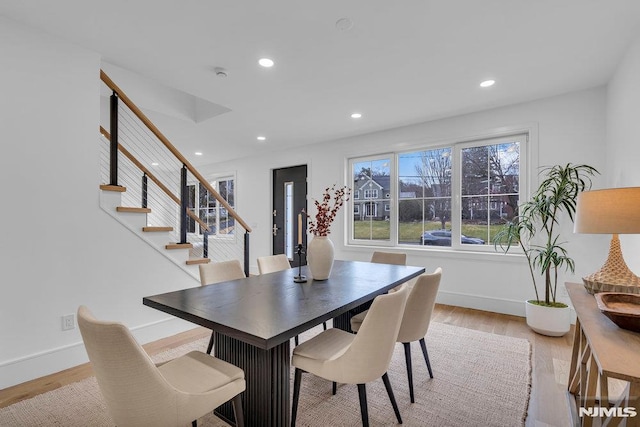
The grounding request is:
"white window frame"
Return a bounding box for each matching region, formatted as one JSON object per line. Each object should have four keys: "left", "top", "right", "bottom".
{"left": 450, "top": 133, "right": 528, "bottom": 252}
{"left": 346, "top": 127, "right": 532, "bottom": 252}
{"left": 188, "top": 173, "right": 236, "bottom": 240}
{"left": 347, "top": 153, "right": 396, "bottom": 247}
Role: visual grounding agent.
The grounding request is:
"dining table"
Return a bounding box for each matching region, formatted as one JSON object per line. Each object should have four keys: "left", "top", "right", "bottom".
{"left": 143, "top": 259, "right": 425, "bottom": 426}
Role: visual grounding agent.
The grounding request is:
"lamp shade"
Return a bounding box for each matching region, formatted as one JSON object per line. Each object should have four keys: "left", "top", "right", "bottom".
{"left": 574, "top": 187, "right": 640, "bottom": 234}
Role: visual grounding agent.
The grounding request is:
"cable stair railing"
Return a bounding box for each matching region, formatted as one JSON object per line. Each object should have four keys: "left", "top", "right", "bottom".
{"left": 98, "top": 70, "right": 251, "bottom": 276}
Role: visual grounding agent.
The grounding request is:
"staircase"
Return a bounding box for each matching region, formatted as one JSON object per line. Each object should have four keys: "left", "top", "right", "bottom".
{"left": 98, "top": 70, "right": 250, "bottom": 278}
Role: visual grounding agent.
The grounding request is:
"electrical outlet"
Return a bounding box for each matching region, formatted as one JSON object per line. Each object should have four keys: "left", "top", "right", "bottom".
{"left": 62, "top": 314, "right": 75, "bottom": 331}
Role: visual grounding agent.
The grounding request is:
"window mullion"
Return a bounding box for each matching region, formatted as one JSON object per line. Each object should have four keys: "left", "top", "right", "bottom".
{"left": 450, "top": 144, "right": 461, "bottom": 250}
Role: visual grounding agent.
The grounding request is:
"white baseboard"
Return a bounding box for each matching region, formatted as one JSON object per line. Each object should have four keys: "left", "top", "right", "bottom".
{"left": 437, "top": 290, "right": 577, "bottom": 324}
{"left": 436, "top": 290, "right": 527, "bottom": 317}
{"left": 0, "top": 317, "right": 196, "bottom": 390}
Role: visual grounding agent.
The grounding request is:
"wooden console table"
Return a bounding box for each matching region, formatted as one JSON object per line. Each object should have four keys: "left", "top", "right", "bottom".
{"left": 567, "top": 282, "right": 640, "bottom": 427}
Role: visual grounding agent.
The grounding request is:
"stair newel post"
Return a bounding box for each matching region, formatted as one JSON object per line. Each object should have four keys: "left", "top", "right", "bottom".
{"left": 243, "top": 231, "right": 250, "bottom": 277}
{"left": 179, "top": 165, "right": 188, "bottom": 244}
{"left": 109, "top": 91, "right": 119, "bottom": 186}
{"left": 141, "top": 173, "right": 148, "bottom": 208}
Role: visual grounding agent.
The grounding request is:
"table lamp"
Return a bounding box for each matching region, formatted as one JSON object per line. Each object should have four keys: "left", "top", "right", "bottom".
{"left": 574, "top": 187, "right": 640, "bottom": 294}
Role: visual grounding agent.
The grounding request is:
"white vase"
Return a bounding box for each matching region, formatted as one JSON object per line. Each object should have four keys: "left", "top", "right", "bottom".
{"left": 307, "top": 236, "right": 334, "bottom": 280}
{"left": 525, "top": 300, "right": 571, "bottom": 337}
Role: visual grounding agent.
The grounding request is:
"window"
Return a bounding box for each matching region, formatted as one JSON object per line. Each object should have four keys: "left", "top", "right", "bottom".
{"left": 348, "top": 133, "right": 526, "bottom": 250}
{"left": 460, "top": 138, "right": 521, "bottom": 246}
{"left": 398, "top": 147, "right": 452, "bottom": 245}
{"left": 188, "top": 176, "right": 235, "bottom": 237}
{"left": 350, "top": 156, "right": 393, "bottom": 242}
{"left": 364, "top": 189, "right": 379, "bottom": 199}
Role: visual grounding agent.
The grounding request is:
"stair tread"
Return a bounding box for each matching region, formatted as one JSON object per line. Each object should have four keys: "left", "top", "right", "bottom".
{"left": 142, "top": 226, "right": 173, "bottom": 232}
{"left": 100, "top": 184, "right": 126, "bottom": 192}
{"left": 165, "top": 243, "right": 193, "bottom": 250}
{"left": 186, "top": 258, "right": 211, "bottom": 265}
{"left": 117, "top": 206, "right": 151, "bottom": 213}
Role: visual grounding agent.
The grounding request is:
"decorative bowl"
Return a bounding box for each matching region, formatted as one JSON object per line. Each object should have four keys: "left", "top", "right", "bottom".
{"left": 594, "top": 292, "right": 640, "bottom": 333}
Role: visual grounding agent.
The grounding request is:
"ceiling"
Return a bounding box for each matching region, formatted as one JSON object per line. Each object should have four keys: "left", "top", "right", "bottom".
{"left": 3, "top": 0, "right": 640, "bottom": 165}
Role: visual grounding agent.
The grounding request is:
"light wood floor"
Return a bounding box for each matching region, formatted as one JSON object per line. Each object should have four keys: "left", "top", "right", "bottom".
{"left": 0, "top": 304, "right": 574, "bottom": 426}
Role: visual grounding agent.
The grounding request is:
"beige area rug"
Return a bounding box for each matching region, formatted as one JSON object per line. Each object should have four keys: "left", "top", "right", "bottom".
{"left": 0, "top": 322, "right": 531, "bottom": 427}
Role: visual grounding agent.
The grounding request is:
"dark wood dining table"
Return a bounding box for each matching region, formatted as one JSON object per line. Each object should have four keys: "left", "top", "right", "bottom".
{"left": 143, "top": 259, "right": 425, "bottom": 427}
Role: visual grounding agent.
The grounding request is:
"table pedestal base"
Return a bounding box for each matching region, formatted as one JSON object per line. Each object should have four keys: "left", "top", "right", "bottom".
{"left": 333, "top": 300, "right": 373, "bottom": 332}
{"left": 214, "top": 332, "right": 291, "bottom": 427}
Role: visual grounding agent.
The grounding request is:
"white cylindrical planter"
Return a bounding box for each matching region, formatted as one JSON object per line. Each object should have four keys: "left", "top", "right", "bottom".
{"left": 525, "top": 300, "right": 571, "bottom": 337}
{"left": 307, "top": 236, "right": 334, "bottom": 280}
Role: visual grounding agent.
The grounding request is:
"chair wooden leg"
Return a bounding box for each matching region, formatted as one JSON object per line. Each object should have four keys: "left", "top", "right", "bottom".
{"left": 291, "top": 368, "right": 303, "bottom": 427}
{"left": 232, "top": 393, "right": 244, "bottom": 427}
{"left": 323, "top": 321, "right": 327, "bottom": 330}
{"left": 332, "top": 381, "right": 337, "bottom": 395}
{"left": 357, "top": 383, "right": 369, "bottom": 427}
{"left": 419, "top": 338, "right": 433, "bottom": 378}
{"left": 403, "top": 342, "right": 415, "bottom": 403}
{"left": 382, "top": 372, "right": 403, "bottom": 424}
{"left": 206, "top": 331, "right": 215, "bottom": 355}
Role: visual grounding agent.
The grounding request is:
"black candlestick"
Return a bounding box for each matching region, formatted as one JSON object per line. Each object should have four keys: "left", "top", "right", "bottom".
{"left": 293, "top": 243, "right": 307, "bottom": 283}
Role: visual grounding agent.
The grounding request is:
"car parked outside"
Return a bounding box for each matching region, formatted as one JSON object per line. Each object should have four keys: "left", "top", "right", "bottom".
{"left": 420, "top": 230, "right": 485, "bottom": 246}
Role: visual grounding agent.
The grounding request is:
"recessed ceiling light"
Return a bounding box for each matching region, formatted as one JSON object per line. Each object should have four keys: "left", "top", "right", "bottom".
{"left": 258, "top": 58, "right": 274, "bottom": 68}
{"left": 257, "top": 136, "right": 266, "bottom": 141}
{"left": 151, "top": 162, "right": 159, "bottom": 166}
{"left": 195, "top": 152, "right": 203, "bottom": 156}
{"left": 336, "top": 17, "right": 354, "bottom": 31}
{"left": 480, "top": 79, "right": 495, "bottom": 88}
{"left": 351, "top": 113, "right": 362, "bottom": 119}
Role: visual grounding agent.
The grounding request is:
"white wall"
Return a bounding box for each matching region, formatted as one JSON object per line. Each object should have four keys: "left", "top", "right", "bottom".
{"left": 0, "top": 18, "right": 198, "bottom": 389}
{"left": 203, "top": 87, "right": 608, "bottom": 317}
{"left": 607, "top": 33, "right": 640, "bottom": 274}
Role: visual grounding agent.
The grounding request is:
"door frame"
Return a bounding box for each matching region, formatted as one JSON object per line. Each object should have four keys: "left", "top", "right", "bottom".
{"left": 272, "top": 164, "right": 308, "bottom": 267}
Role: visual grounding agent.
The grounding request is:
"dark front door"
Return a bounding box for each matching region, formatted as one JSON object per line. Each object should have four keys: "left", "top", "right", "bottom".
{"left": 272, "top": 165, "right": 307, "bottom": 267}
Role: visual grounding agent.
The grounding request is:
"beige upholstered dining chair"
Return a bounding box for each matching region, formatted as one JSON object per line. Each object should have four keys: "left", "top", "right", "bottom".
{"left": 370, "top": 251, "right": 407, "bottom": 265}
{"left": 256, "top": 254, "right": 291, "bottom": 274}
{"left": 199, "top": 260, "right": 247, "bottom": 354}
{"left": 199, "top": 259, "right": 246, "bottom": 286}
{"left": 77, "top": 306, "right": 245, "bottom": 427}
{"left": 257, "top": 254, "right": 326, "bottom": 338}
{"left": 350, "top": 268, "right": 442, "bottom": 403}
{"left": 291, "top": 284, "right": 409, "bottom": 427}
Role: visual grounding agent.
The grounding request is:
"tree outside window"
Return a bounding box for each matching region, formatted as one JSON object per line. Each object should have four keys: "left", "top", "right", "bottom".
{"left": 461, "top": 141, "right": 519, "bottom": 245}
{"left": 398, "top": 148, "right": 452, "bottom": 245}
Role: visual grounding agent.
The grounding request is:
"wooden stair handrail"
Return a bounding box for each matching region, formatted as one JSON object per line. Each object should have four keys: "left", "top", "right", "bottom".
{"left": 100, "top": 126, "right": 211, "bottom": 233}
{"left": 100, "top": 69, "right": 252, "bottom": 233}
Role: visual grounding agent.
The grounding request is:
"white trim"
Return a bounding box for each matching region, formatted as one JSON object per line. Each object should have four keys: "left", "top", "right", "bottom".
{"left": 346, "top": 123, "right": 538, "bottom": 253}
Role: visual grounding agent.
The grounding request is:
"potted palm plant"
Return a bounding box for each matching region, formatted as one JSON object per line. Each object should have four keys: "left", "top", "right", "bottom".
{"left": 494, "top": 163, "right": 599, "bottom": 336}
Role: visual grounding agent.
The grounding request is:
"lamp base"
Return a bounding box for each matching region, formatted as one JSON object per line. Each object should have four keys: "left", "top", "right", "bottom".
{"left": 583, "top": 234, "right": 640, "bottom": 294}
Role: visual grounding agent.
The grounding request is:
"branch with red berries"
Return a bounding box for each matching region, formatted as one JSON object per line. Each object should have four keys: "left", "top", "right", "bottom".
{"left": 304, "top": 184, "right": 351, "bottom": 237}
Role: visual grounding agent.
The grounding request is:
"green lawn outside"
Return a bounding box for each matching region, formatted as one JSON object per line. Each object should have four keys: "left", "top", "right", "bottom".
{"left": 354, "top": 220, "right": 506, "bottom": 244}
